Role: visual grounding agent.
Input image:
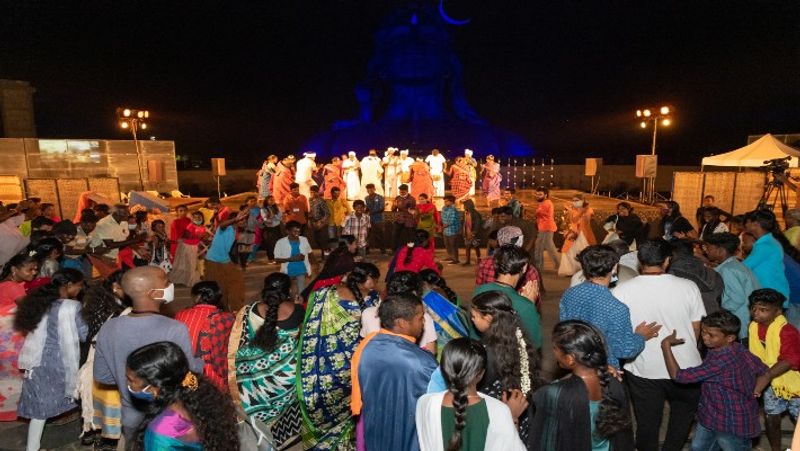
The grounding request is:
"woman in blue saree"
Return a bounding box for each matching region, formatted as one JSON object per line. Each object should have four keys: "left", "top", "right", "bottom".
{"left": 419, "top": 269, "right": 475, "bottom": 350}
{"left": 297, "top": 263, "right": 379, "bottom": 450}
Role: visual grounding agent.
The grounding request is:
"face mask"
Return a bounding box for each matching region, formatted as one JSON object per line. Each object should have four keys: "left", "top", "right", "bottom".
{"left": 128, "top": 224, "right": 138, "bottom": 230}
{"left": 152, "top": 283, "right": 175, "bottom": 304}
{"left": 127, "top": 384, "right": 155, "bottom": 402}
{"left": 573, "top": 201, "right": 583, "bottom": 208}
{"left": 192, "top": 219, "right": 203, "bottom": 225}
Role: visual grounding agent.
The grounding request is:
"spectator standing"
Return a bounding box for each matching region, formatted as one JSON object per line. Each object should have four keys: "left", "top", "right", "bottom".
{"left": 392, "top": 184, "right": 417, "bottom": 248}
{"left": 462, "top": 199, "right": 483, "bottom": 266}
{"left": 668, "top": 239, "right": 724, "bottom": 314}
{"left": 441, "top": 195, "right": 462, "bottom": 264}
{"left": 743, "top": 209, "right": 790, "bottom": 298}
{"left": 612, "top": 239, "right": 706, "bottom": 451}
{"left": 364, "top": 184, "right": 386, "bottom": 255}
{"left": 342, "top": 200, "right": 371, "bottom": 258}
{"left": 283, "top": 183, "right": 309, "bottom": 232}
{"left": 168, "top": 205, "right": 190, "bottom": 259}
{"left": 785, "top": 208, "right": 800, "bottom": 249}
{"left": 274, "top": 221, "right": 313, "bottom": 296}
{"left": 259, "top": 195, "right": 283, "bottom": 264}
{"left": 204, "top": 208, "right": 248, "bottom": 312}
{"left": 326, "top": 187, "right": 351, "bottom": 247}
{"left": 308, "top": 185, "right": 331, "bottom": 258}
{"left": 533, "top": 187, "right": 560, "bottom": 271}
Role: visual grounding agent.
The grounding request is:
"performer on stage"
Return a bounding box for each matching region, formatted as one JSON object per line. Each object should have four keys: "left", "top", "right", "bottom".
{"left": 481, "top": 154, "right": 503, "bottom": 208}
{"left": 360, "top": 149, "right": 384, "bottom": 197}
{"left": 409, "top": 156, "right": 434, "bottom": 202}
{"left": 398, "top": 149, "right": 414, "bottom": 189}
{"left": 272, "top": 155, "right": 296, "bottom": 206}
{"left": 323, "top": 156, "right": 346, "bottom": 199}
{"left": 464, "top": 149, "right": 478, "bottom": 197}
{"left": 256, "top": 155, "right": 278, "bottom": 200}
{"left": 448, "top": 157, "right": 473, "bottom": 204}
{"left": 295, "top": 151, "right": 317, "bottom": 198}
{"left": 425, "top": 149, "right": 447, "bottom": 198}
{"left": 383, "top": 148, "right": 400, "bottom": 198}
{"left": 343, "top": 151, "right": 361, "bottom": 200}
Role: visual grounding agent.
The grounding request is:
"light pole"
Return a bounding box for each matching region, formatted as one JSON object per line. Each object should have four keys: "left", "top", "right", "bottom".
{"left": 117, "top": 108, "right": 150, "bottom": 190}
{"left": 636, "top": 106, "right": 672, "bottom": 202}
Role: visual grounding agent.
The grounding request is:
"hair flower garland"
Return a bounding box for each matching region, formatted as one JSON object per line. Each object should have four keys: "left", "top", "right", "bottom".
{"left": 516, "top": 327, "right": 531, "bottom": 396}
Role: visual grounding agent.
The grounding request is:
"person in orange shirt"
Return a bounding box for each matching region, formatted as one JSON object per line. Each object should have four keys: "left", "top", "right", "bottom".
{"left": 283, "top": 183, "right": 309, "bottom": 232}
{"left": 534, "top": 186, "right": 561, "bottom": 271}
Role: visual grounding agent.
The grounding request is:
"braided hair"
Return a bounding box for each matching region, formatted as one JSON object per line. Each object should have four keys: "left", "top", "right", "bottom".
{"left": 386, "top": 271, "right": 423, "bottom": 297}
{"left": 471, "top": 291, "right": 541, "bottom": 393}
{"left": 419, "top": 268, "right": 458, "bottom": 304}
{"left": 252, "top": 273, "right": 292, "bottom": 351}
{"left": 15, "top": 269, "right": 84, "bottom": 333}
{"left": 441, "top": 338, "right": 487, "bottom": 451}
{"left": 346, "top": 262, "right": 380, "bottom": 309}
{"left": 82, "top": 270, "right": 128, "bottom": 340}
{"left": 552, "top": 320, "right": 631, "bottom": 437}
{"left": 403, "top": 229, "right": 431, "bottom": 266}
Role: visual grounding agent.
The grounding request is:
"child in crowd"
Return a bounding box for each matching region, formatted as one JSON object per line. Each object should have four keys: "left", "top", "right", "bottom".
{"left": 662, "top": 310, "right": 767, "bottom": 450}
{"left": 274, "top": 221, "right": 313, "bottom": 296}
{"left": 125, "top": 341, "right": 239, "bottom": 450}
{"left": 149, "top": 220, "right": 172, "bottom": 273}
{"left": 748, "top": 288, "right": 800, "bottom": 450}
{"left": 34, "top": 237, "right": 64, "bottom": 279}
{"left": 170, "top": 212, "right": 207, "bottom": 287}
{"left": 531, "top": 320, "right": 633, "bottom": 451}
{"left": 259, "top": 195, "right": 283, "bottom": 264}
{"left": 15, "top": 269, "right": 87, "bottom": 451}
{"left": 342, "top": 200, "right": 371, "bottom": 259}
{"left": 416, "top": 338, "right": 528, "bottom": 451}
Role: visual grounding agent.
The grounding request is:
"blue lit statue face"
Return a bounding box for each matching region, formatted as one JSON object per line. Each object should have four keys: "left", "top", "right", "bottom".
{"left": 378, "top": 21, "right": 450, "bottom": 84}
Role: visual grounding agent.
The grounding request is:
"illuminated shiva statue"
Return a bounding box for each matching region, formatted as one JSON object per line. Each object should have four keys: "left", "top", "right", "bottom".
{"left": 301, "top": 4, "right": 535, "bottom": 158}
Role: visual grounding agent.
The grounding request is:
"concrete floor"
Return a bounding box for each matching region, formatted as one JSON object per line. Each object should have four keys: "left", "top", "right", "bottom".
{"left": 0, "top": 248, "right": 793, "bottom": 450}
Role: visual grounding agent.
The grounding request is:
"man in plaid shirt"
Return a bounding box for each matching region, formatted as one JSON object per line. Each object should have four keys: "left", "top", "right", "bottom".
{"left": 662, "top": 310, "right": 768, "bottom": 450}
{"left": 308, "top": 185, "right": 331, "bottom": 257}
{"left": 343, "top": 200, "right": 371, "bottom": 258}
{"left": 440, "top": 195, "right": 462, "bottom": 264}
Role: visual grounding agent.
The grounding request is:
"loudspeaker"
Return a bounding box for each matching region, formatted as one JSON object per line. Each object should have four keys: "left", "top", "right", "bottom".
{"left": 147, "top": 160, "right": 164, "bottom": 183}
{"left": 635, "top": 155, "right": 658, "bottom": 178}
{"left": 211, "top": 158, "right": 226, "bottom": 177}
{"left": 585, "top": 158, "right": 603, "bottom": 177}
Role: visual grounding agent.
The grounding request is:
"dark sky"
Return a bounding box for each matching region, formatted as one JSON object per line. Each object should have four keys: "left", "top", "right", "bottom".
{"left": 1, "top": 1, "right": 798, "bottom": 167}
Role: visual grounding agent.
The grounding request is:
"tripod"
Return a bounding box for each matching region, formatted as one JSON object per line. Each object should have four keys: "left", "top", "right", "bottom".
{"left": 758, "top": 173, "right": 789, "bottom": 214}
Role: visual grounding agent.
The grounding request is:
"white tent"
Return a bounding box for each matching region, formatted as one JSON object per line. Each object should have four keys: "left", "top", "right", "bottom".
{"left": 701, "top": 133, "right": 800, "bottom": 168}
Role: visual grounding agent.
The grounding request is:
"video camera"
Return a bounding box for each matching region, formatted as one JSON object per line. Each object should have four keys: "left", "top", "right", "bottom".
{"left": 762, "top": 156, "right": 791, "bottom": 176}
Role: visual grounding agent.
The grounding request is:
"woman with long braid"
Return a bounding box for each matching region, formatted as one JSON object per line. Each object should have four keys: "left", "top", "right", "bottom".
{"left": 416, "top": 338, "right": 527, "bottom": 451}
{"left": 228, "top": 272, "right": 304, "bottom": 449}
{"left": 530, "top": 320, "right": 633, "bottom": 450}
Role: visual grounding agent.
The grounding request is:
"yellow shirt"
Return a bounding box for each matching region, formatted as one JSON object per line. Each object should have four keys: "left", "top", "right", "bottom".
{"left": 198, "top": 207, "right": 216, "bottom": 226}
{"left": 327, "top": 198, "right": 351, "bottom": 227}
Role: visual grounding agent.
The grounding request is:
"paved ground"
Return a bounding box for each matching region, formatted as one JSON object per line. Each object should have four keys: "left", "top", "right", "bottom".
{"left": 0, "top": 247, "right": 792, "bottom": 449}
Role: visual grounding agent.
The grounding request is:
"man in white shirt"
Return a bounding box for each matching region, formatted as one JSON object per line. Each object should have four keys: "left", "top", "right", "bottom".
{"left": 94, "top": 204, "right": 143, "bottom": 261}
{"left": 295, "top": 152, "right": 317, "bottom": 198}
{"left": 425, "top": 149, "right": 447, "bottom": 198}
{"left": 612, "top": 239, "right": 705, "bottom": 451}
{"left": 360, "top": 149, "right": 384, "bottom": 198}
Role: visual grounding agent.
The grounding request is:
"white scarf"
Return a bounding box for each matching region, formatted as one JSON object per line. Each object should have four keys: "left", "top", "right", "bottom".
{"left": 18, "top": 299, "right": 81, "bottom": 398}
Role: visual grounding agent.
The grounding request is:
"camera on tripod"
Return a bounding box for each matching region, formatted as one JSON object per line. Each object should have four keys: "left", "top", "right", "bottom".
{"left": 762, "top": 156, "right": 791, "bottom": 176}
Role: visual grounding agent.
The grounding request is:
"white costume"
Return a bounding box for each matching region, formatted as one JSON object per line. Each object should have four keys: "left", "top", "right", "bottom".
{"left": 360, "top": 154, "right": 384, "bottom": 197}
{"left": 398, "top": 150, "right": 414, "bottom": 191}
{"left": 383, "top": 148, "right": 400, "bottom": 198}
{"left": 295, "top": 153, "right": 317, "bottom": 198}
{"left": 425, "top": 152, "right": 447, "bottom": 197}
{"left": 465, "top": 149, "right": 477, "bottom": 196}
{"left": 342, "top": 152, "right": 361, "bottom": 200}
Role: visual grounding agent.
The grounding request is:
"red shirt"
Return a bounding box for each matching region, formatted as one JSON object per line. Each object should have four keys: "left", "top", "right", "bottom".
{"left": 169, "top": 217, "right": 191, "bottom": 257}
{"left": 175, "top": 304, "right": 235, "bottom": 391}
{"left": 395, "top": 246, "right": 439, "bottom": 274}
{"left": 757, "top": 322, "right": 800, "bottom": 370}
{"left": 535, "top": 199, "right": 557, "bottom": 232}
{"left": 284, "top": 195, "right": 309, "bottom": 224}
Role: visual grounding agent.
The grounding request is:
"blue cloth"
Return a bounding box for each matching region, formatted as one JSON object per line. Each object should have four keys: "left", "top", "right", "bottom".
{"left": 365, "top": 194, "right": 385, "bottom": 224}
{"left": 206, "top": 225, "right": 236, "bottom": 263}
{"left": 784, "top": 255, "right": 800, "bottom": 305}
{"left": 559, "top": 282, "right": 644, "bottom": 369}
{"left": 743, "top": 233, "right": 789, "bottom": 298}
{"left": 715, "top": 256, "right": 760, "bottom": 338}
{"left": 440, "top": 205, "right": 461, "bottom": 236}
{"left": 427, "top": 367, "right": 447, "bottom": 393}
{"left": 359, "top": 332, "right": 437, "bottom": 451}
{"left": 287, "top": 240, "right": 306, "bottom": 276}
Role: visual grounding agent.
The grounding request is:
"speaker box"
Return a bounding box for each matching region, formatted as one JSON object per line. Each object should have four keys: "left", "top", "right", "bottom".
{"left": 211, "top": 158, "right": 226, "bottom": 177}
{"left": 585, "top": 158, "right": 603, "bottom": 177}
{"left": 147, "top": 160, "right": 164, "bottom": 183}
{"left": 635, "top": 155, "right": 658, "bottom": 178}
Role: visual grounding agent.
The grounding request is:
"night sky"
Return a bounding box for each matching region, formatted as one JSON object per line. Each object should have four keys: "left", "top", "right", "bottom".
{"left": 1, "top": 1, "right": 798, "bottom": 167}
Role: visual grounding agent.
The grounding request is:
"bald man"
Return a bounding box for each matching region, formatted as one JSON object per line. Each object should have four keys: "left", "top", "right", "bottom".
{"left": 93, "top": 266, "right": 202, "bottom": 444}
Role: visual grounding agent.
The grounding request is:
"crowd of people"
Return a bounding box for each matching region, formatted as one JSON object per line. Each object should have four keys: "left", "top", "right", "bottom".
{"left": 0, "top": 153, "right": 800, "bottom": 450}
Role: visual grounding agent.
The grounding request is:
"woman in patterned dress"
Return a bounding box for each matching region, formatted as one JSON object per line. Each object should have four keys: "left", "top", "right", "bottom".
{"left": 228, "top": 273, "right": 305, "bottom": 449}
{"left": 481, "top": 155, "right": 503, "bottom": 208}
{"left": 296, "top": 263, "right": 379, "bottom": 450}
{"left": 323, "top": 157, "right": 347, "bottom": 200}
{"left": 257, "top": 155, "right": 278, "bottom": 200}
{"left": 448, "top": 158, "right": 473, "bottom": 203}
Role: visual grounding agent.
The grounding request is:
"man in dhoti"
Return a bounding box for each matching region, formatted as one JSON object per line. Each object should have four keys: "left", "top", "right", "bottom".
{"left": 295, "top": 151, "right": 317, "bottom": 198}
{"left": 383, "top": 147, "right": 400, "bottom": 198}
{"left": 464, "top": 148, "right": 478, "bottom": 197}
{"left": 343, "top": 151, "right": 361, "bottom": 200}
{"left": 360, "top": 149, "right": 384, "bottom": 197}
{"left": 425, "top": 149, "right": 447, "bottom": 198}
{"left": 398, "top": 149, "right": 414, "bottom": 194}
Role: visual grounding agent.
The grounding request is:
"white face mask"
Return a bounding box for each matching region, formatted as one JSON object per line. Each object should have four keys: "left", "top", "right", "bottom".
{"left": 573, "top": 201, "right": 583, "bottom": 208}
{"left": 152, "top": 283, "right": 175, "bottom": 304}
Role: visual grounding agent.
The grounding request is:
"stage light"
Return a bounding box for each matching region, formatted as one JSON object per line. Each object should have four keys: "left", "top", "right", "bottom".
{"left": 636, "top": 110, "right": 642, "bottom": 117}
{"left": 141, "top": 122, "right": 147, "bottom": 130}
{"left": 120, "top": 121, "right": 129, "bottom": 129}
{"left": 660, "top": 106, "right": 670, "bottom": 115}
{"left": 662, "top": 119, "right": 671, "bottom": 126}
{"left": 144, "top": 111, "right": 149, "bottom": 118}
{"left": 123, "top": 109, "right": 131, "bottom": 117}
{"left": 137, "top": 111, "right": 144, "bottom": 118}
{"left": 643, "top": 109, "right": 651, "bottom": 117}
{"left": 640, "top": 121, "right": 647, "bottom": 128}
